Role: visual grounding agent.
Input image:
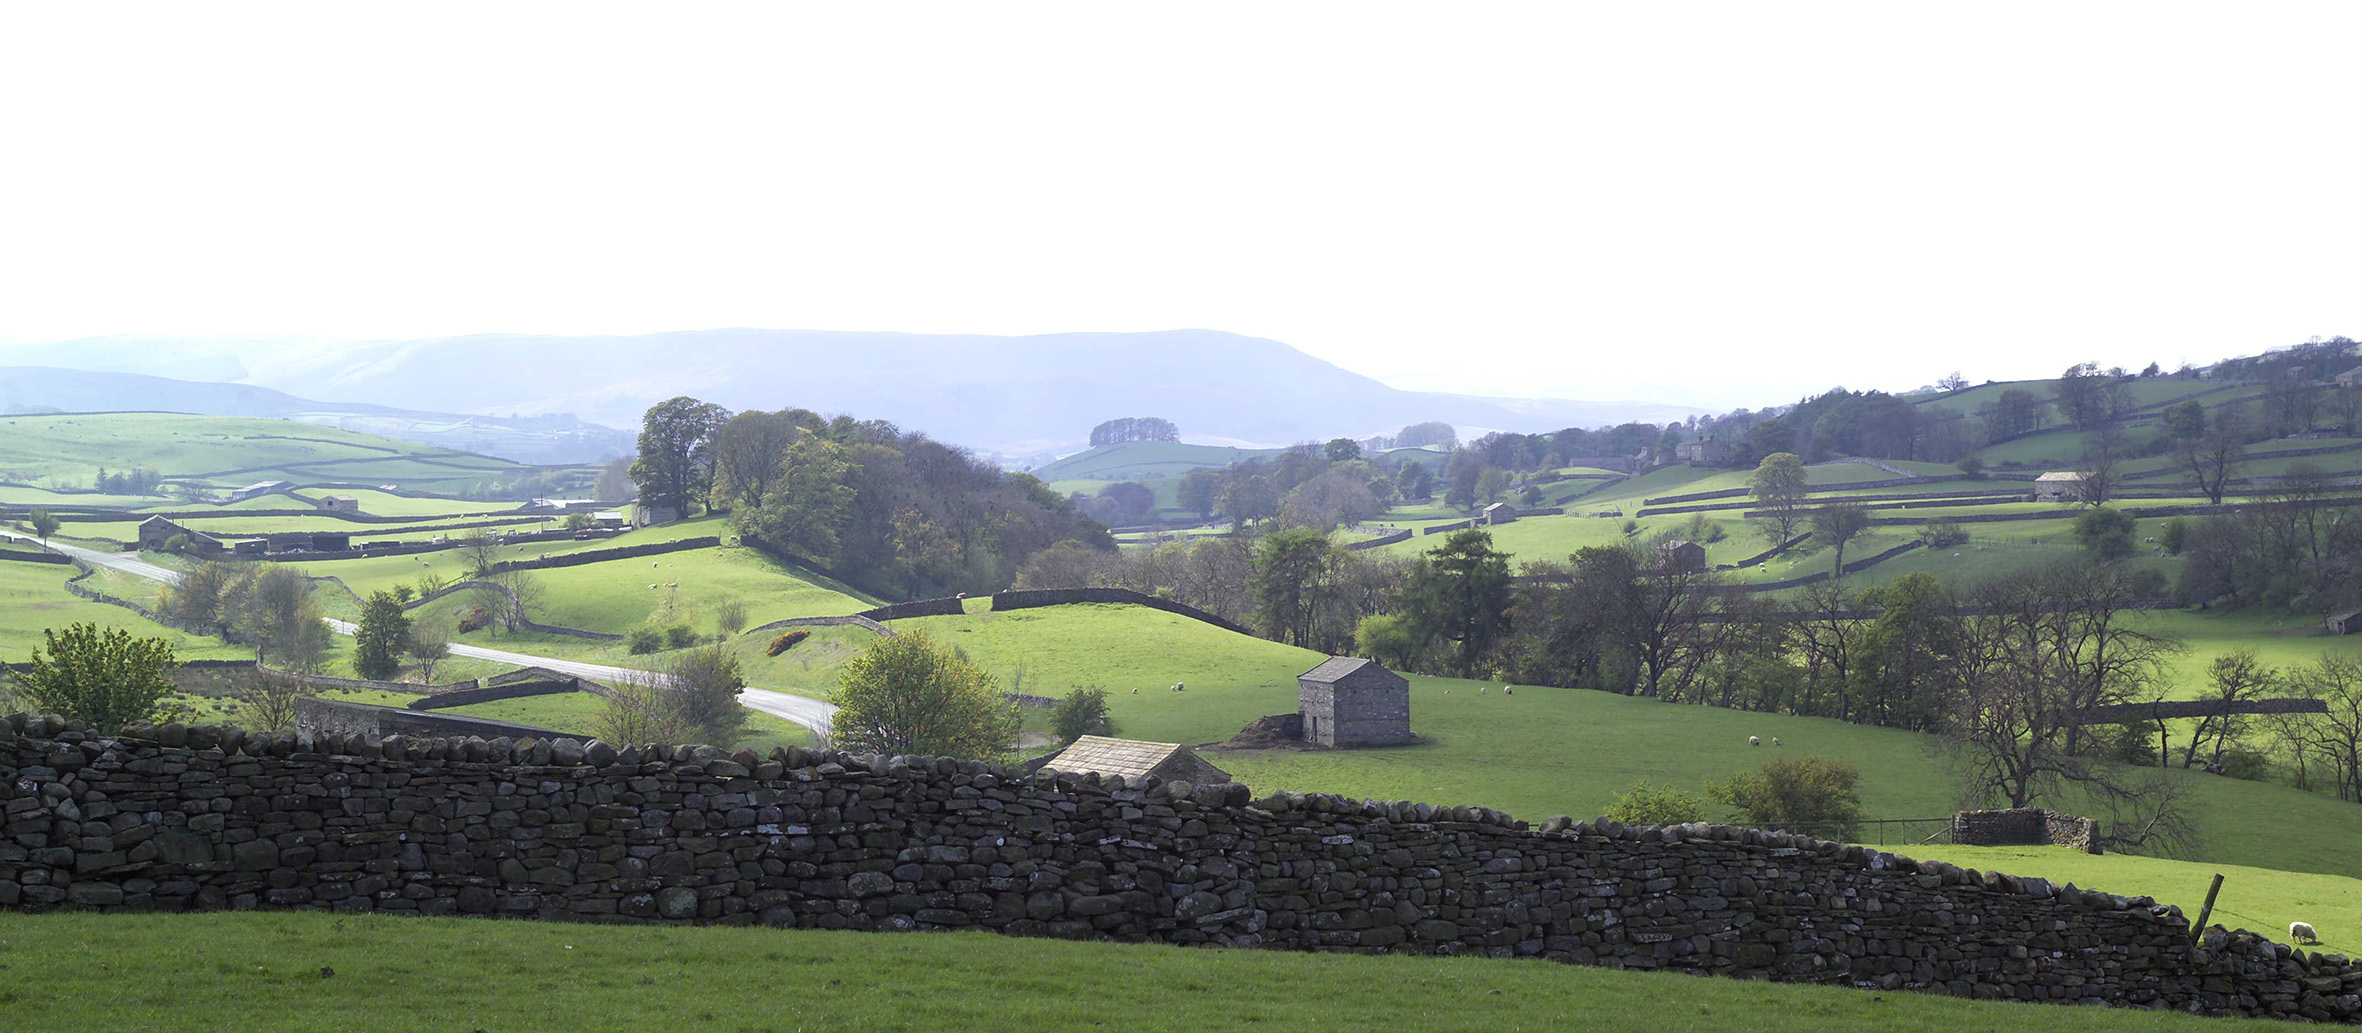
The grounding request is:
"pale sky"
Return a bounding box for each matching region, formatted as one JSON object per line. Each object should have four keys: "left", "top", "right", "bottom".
{"left": 1, "top": 2, "right": 2355, "bottom": 410}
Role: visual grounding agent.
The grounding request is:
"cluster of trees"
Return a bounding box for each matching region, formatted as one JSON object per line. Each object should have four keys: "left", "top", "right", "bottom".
{"left": 1087, "top": 417, "right": 1179, "bottom": 447}
{"left": 628, "top": 397, "right": 1117, "bottom": 600}
{"left": 91, "top": 466, "right": 165, "bottom": 496}
{"left": 2174, "top": 467, "right": 2361, "bottom": 614}
{"left": 593, "top": 645, "right": 749, "bottom": 749}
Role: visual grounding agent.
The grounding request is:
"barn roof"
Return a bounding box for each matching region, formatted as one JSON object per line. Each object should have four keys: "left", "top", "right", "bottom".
{"left": 1040, "top": 736, "right": 1197, "bottom": 780}
{"left": 2035, "top": 471, "right": 2086, "bottom": 482}
{"left": 1301, "top": 656, "right": 1384, "bottom": 684}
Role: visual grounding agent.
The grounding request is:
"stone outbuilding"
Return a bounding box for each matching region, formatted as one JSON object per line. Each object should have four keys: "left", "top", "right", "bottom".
{"left": 2033, "top": 471, "right": 2086, "bottom": 503}
{"left": 1657, "top": 538, "right": 1706, "bottom": 573}
{"left": 1038, "top": 736, "right": 1231, "bottom": 784}
{"left": 315, "top": 494, "right": 362, "bottom": 514}
{"left": 1481, "top": 502, "right": 1516, "bottom": 525}
{"left": 136, "top": 516, "right": 224, "bottom": 558}
{"left": 1676, "top": 439, "right": 1731, "bottom": 466}
{"left": 1297, "top": 656, "right": 1412, "bottom": 747}
{"left": 227, "top": 480, "right": 290, "bottom": 502}
{"left": 2328, "top": 611, "right": 2361, "bottom": 636}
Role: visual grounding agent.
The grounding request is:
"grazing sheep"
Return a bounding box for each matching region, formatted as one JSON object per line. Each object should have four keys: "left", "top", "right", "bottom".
{"left": 1748, "top": 736, "right": 1760, "bottom": 746}
{"left": 654, "top": 562, "right": 660, "bottom": 568}
{"left": 1130, "top": 688, "right": 1138, "bottom": 694}
{"left": 1503, "top": 686, "right": 1512, "bottom": 695}
{"left": 1172, "top": 682, "right": 1185, "bottom": 692}
{"left": 2291, "top": 921, "right": 2319, "bottom": 944}
{"left": 1479, "top": 686, "right": 1487, "bottom": 695}
{"left": 1771, "top": 737, "right": 1781, "bottom": 746}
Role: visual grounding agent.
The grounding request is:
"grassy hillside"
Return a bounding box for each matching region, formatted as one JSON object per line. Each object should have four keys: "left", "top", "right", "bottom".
{"left": 1030, "top": 441, "right": 1275, "bottom": 482}
{"left": 0, "top": 562, "right": 245, "bottom": 662}
{"left": 0, "top": 911, "right": 2307, "bottom": 1033}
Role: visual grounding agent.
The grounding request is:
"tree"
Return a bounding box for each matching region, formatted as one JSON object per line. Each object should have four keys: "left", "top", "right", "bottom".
{"left": 1177, "top": 468, "right": 1220, "bottom": 520}
{"left": 235, "top": 667, "right": 313, "bottom": 733}
{"left": 2185, "top": 649, "right": 2274, "bottom": 769}
{"left": 1747, "top": 452, "right": 1809, "bottom": 545}
{"left": 1985, "top": 388, "right": 2044, "bottom": 439}
{"left": 1396, "top": 530, "right": 1513, "bottom": 676}
{"left": 2054, "top": 362, "right": 2109, "bottom": 430}
{"left": 1395, "top": 421, "right": 1457, "bottom": 449}
{"left": 714, "top": 597, "right": 748, "bottom": 637}
{"left": 2162, "top": 400, "right": 2207, "bottom": 442}
{"left": 1324, "top": 437, "right": 1363, "bottom": 463}
{"left": 1707, "top": 756, "right": 1865, "bottom": 839}
{"left": 2178, "top": 408, "right": 2245, "bottom": 505}
{"left": 457, "top": 530, "right": 502, "bottom": 578}
{"left": 2074, "top": 423, "right": 2126, "bottom": 505}
{"left": 2288, "top": 655, "right": 2362, "bottom": 802}
{"left": 9, "top": 622, "right": 177, "bottom": 732}
{"left": 1810, "top": 503, "right": 1872, "bottom": 579}
{"left": 1396, "top": 460, "right": 1432, "bottom": 502}
{"left": 233, "top": 565, "right": 333, "bottom": 672}
{"left": 594, "top": 679, "right": 694, "bottom": 745}
{"left": 663, "top": 644, "right": 748, "bottom": 748}
{"left": 707, "top": 410, "right": 802, "bottom": 511}
{"left": 1476, "top": 467, "right": 1511, "bottom": 505}
{"left": 628, "top": 395, "right": 731, "bottom": 520}
{"left": 1252, "top": 528, "right": 1338, "bottom": 647}
{"left": 482, "top": 569, "right": 545, "bottom": 633}
{"left": 352, "top": 591, "right": 412, "bottom": 680}
{"left": 2070, "top": 506, "right": 2137, "bottom": 561}
{"left": 1601, "top": 781, "right": 1706, "bottom": 825}
{"left": 408, "top": 623, "right": 451, "bottom": 684}
{"left": 1353, "top": 613, "right": 1424, "bottom": 670}
{"left": 1218, "top": 475, "right": 1277, "bottom": 531}
{"left": 1050, "top": 687, "right": 1113, "bottom": 743}
{"left": 831, "top": 631, "right": 1020, "bottom": 759}
{"left": 743, "top": 434, "right": 859, "bottom": 562}
{"left": 1937, "top": 371, "right": 1969, "bottom": 392}
{"left": 28, "top": 508, "right": 59, "bottom": 544}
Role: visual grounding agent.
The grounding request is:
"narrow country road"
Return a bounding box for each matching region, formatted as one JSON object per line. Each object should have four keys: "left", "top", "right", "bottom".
{"left": 9, "top": 531, "right": 838, "bottom": 735}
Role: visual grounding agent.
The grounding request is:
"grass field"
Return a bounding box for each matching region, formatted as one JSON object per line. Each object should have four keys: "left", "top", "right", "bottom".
{"left": 0, "top": 911, "right": 2313, "bottom": 1033}
{"left": 0, "top": 562, "right": 245, "bottom": 662}
{"left": 432, "top": 690, "right": 819, "bottom": 754}
{"left": 1029, "top": 440, "right": 1276, "bottom": 482}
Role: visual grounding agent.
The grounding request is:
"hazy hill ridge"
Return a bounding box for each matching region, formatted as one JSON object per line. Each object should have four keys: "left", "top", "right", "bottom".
{"left": 0, "top": 329, "right": 1706, "bottom": 457}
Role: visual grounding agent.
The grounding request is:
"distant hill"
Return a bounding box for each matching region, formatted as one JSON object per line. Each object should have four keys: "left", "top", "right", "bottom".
{"left": 0, "top": 330, "right": 1708, "bottom": 457}
{"left": 0, "top": 366, "right": 631, "bottom": 465}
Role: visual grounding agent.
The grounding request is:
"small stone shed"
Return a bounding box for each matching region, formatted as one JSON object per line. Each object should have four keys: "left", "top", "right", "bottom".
{"left": 2328, "top": 611, "right": 2361, "bottom": 636}
{"left": 2033, "top": 471, "right": 2086, "bottom": 502}
{"left": 1297, "top": 656, "right": 1411, "bottom": 747}
{"left": 1657, "top": 538, "right": 1706, "bottom": 573}
{"left": 1481, "top": 502, "right": 1516, "bottom": 525}
{"left": 1038, "top": 736, "right": 1231, "bottom": 784}
{"left": 315, "top": 494, "right": 362, "bottom": 514}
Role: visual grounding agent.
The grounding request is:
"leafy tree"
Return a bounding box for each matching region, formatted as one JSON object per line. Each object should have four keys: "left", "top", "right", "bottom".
{"left": 707, "top": 409, "right": 803, "bottom": 511}
{"left": 1601, "top": 781, "right": 1706, "bottom": 825}
{"left": 594, "top": 679, "right": 693, "bottom": 744}
{"left": 1847, "top": 573, "right": 1957, "bottom": 730}
{"left": 1252, "top": 528, "right": 1338, "bottom": 647}
{"left": 1394, "top": 421, "right": 1457, "bottom": 449}
{"left": 743, "top": 434, "right": 859, "bottom": 561}
{"left": 831, "top": 631, "right": 1020, "bottom": 759}
{"left": 1954, "top": 454, "right": 1984, "bottom": 479}
{"left": 9, "top": 622, "right": 177, "bottom": 732}
{"left": 1708, "top": 756, "right": 1865, "bottom": 839}
{"left": 1921, "top": 518, "right": 1968, "bottom": 548}
{"left": 1397, "top": 530, "right": 1513, "bottom": 676}
{"left": 2159, "top": 516, "right": 2188, "bottom": 556}
{"left": 1050, "top": 687, "right": 1113, "bottom": 743}
{"left": 28, "top": 508, "right": 59, "bottom": 544}
{"left": 2071, "top": 506, "right": 2137, "bottom": 561}
{"left": 1476, "top": 467, "right": 1511, "bottom": 505}
{"left": 1353, "top": 613, "right": 1424, "bottom": 670}
{"left": 1177, "top": 469, "right": 1220, "bottom": 519}
{"left": 2162, "top": 400, "right": 2207, "bottom": 442}
{"left": 233, "top": 565, "right": 333, "bottom": 673}
{"left": 1984, "top": 388, "right": 2044, "bottom": 439}
{"left": 1810, "top": 502, "right": 1872, "bottom": 579}
{"left": 2054, "top": 362, "right": 2110, "bottom": 430}
{"left": 1395, "top": 460, "right": 1432, "bottom": 502}
{"left": 1746, "top": 452, "right": 1809, "bottom": 545}
{"left": 664, "top": 644, "right": 748, "bottom": 748}
{"left": 1323, "top": 437, "right": 1362, "bottom": 463}
{"left": 352, "top": 591, "right": 412, "bottom": 680}
{"left": 628, "top": 395, "right": 732, "bottom": 520}
{"left": 1218, "top": 474, "right": 1277, "bottom": 531}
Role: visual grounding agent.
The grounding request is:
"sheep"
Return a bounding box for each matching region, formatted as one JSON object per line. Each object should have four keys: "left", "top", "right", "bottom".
{"left": 1748, "top": 736, "right": 1760, "bottom": 746}
{"left": 1172, "top": 682, "right": 1185, "bottom": 692}
{"left": 1771, "top": 737, "right": 1781, "bottom": 746}
{"left": 2291, "top": 921, "right": 2318, "bottom": 944}
{"left": 1479, "top": 686, "right": 1487, "bottom": 695}
{"left": 1130, "top": 688, "right": 1138, "bottom": 694}
{"left": 1503, "top": 686, "right": 1513, "bottom": 695}
{"left": 654, "top": 562, "right": 659, "bottom": 568}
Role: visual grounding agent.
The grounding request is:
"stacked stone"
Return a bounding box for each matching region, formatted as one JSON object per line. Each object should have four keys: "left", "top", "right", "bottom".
{"left": 3, "top": 711, "right": 2359, "bottom": 1024}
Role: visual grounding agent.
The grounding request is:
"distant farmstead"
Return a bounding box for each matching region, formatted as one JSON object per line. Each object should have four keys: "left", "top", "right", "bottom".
{"left": 1038, "top": 736, "right": 1231, "bottom": 784}
{"left": 228, "top": 480, "right": 290, "bottom": 502}
{"left": 1676, "top": 439, "right": 1731, "bottom": 466}
{"left": 136, "top": 516, "right": 223, "bottom": 558}
{"left": 1657, "top": 539, "right": 1706, "bottom": 573}
{"left": 315, "top": 494, "right": 361, "bottom": 514}
{"left": 2033, "top": 471, "right": 2086, "bottom": 503}
{"left": 1297, "top": 656, "right": 1412, "bottom": 747}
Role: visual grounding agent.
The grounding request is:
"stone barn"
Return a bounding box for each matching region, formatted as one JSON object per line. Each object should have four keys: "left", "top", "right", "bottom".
{"left": 2033, "top": 471, "right": 2086, "bottom": 503}
{"left": 1657, "top": 538, "right": 1706, "bottom": 573}
{"left": 1481, "top": 502, "right": 1516, "bottom": 525}
{"left": 1297, "top": 657, "right": 1411, "bottom": 747}
{"left": 315, "top": 494, "right": 362, "bottom": 514}
{"left": 136, "top": 516, "right": 224, "bottom": 558}
{"left": 1038, "top": 736, "right": 1231, "bottom": 784}
{"left": 2329, "top": 611, "right": 2361, "bottom": 636}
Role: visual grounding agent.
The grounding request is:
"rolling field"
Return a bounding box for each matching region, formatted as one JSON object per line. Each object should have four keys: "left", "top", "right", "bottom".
{"left": 0, "top": 562, "right": 245, "bottom": 662}
{"left": 433, "top": 690, "right": 819, "bottom": 753}
{"left": 0, "top": 911, "right": 2310, "bottom": 1033}
{"left": 1028, "top": 440, "right": 1276, "bottom": 482}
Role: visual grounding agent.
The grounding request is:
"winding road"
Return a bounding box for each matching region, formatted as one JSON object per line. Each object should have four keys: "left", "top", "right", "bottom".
{"left": 5, "top": 531, "right": 836, "bottom": 735}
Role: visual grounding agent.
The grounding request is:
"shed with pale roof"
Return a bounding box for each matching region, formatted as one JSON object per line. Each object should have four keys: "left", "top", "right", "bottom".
{"left": 2033, "top": 471, "right": 2086, "bottom": 502}
{"left": 1298, "top": 656, "right": 1412, "bottom": 747}
{"left": 1039, "top": 735, "right": 1231, "bottom": 784}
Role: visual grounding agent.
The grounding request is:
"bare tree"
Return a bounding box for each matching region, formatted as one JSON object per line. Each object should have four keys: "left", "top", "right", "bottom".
{"left": 2177, "top": 408, "right": 2245, "bottom": 505}
{"left": 2183, "top": 649, "right": 2273, "bottom": 769}
{"left": 2289, "top": 655, "right": 2362, "bottom": 802}
{"left": 408, "top": 623, "right": 452, "bottom": 684}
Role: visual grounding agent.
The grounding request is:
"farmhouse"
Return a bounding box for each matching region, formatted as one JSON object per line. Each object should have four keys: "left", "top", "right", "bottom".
{"left": 227, "top": 480, "right": 290, "bottom": 502}
{"left": 1481, "top": 502, "right": 1516, "bottom": 525}
{"left": 135, "top": 516, "right": 224, "bottom": 558}
{"left": 2329, "top": 610, "right": 2361, "bottom": 636}
{"left": 315, "top": 494, "right": 361, "bottom": 514}
{"left": 1676, "top": 439, "right": 1731, "bottom": 466}
{"left": 1037, "top": 735, "right": 1231, "bottom": 784}
{"left": 1658, "top": 538, "right": 1706, "bottom": 573}
{"left": 2033, "top": 471, "right": 2086, "bottom": 502}
{"left": 1297, "top": 656, "right": 1412, "bottom": 747}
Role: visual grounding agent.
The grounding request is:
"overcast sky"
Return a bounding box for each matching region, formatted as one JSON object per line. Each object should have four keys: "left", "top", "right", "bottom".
{"left": 1, "top": 3, "right": 2355, "bottom": 410}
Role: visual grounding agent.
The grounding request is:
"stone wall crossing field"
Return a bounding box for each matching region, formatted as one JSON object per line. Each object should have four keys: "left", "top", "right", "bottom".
{"left": 2, "top": 715, "right": 2357, "bottom": 1023}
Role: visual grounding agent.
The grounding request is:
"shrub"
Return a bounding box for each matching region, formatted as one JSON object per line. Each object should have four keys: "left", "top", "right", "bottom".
{"left": 456, "top": 604, "right": 492, "bottom": 633}
{"left": 1708, "top": 756, "right": 1866, "bottom": 839}
{"left": 625, "top": 626, "right": 664, "bottom": 655}
{"left": 664, "top": 623, "right": 698, "bottom": 649}
{"left": 162, "top": 533, "right": 190, "bottom": 555}
{"left": 715, "top": 597, "right": 748, "bottom": 637}
{"left": 2218, "top": 746, "right": 2272, "bottom": 782}
{"left": 767, "top": 628, "right": 813, "bottom": 656}
{"left": 1956, "top": 454, "right": 1985, "bottom": 479}
{"left": 662, "top": 644, "right": 747, "bottom": 748}
{"left": 1601, "top": 781, "right": 1706, "bottom": 826}
{"left": 8, "top": 622, "right": 178, "bottom": 732}
{"left": 831, "top": 630, "right": 1021, "bottom": 759}
{"left": 1922, "top": 518, "right": 1969, "bottom": 549}
{"left": 2160, "top": 516, "right": 2189, "bottom": 556}
{"left": 2071, "top": 506, "right": 2138, "bottom": 561}
{"left": 1050, "top": 687, "right": 1114, "bottom": 743}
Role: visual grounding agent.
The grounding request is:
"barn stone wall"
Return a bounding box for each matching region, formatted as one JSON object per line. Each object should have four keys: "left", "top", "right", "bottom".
{"left": 2, "top": 715, "right": 2357, "bottom": 1023}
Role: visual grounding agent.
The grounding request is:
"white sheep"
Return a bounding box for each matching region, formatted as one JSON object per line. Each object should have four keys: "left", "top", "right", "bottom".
{"left": 1748, "top": 736, "right": 1760, "bottom": 746}
{"left": 1771, "top": 737, "right": 1781, "bottom": 746}
{"left": 1479, "top": 686, "right": 1487, "bottom": 695}
{"left": 1503, "top": 686, "right": 1512, "bottom": 696}
{"left": 1172, "top": 682, "right": 1185, "bottom": 692}
{"left": 2291, "top": 921, "right": 2319, "bottom": 944}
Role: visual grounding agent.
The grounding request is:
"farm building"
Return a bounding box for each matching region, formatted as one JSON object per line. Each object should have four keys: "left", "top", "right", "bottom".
{"left": 1038, "top": 736, "right": 1232, "bottom": 784}
{"left": 306, "top": 532, "right": 351, "bottom": 553}
{"left": 2329, "top": 611, "right": 2361, "bottom": 636}
{"left": 588, "top": 510, "right": 628, "bottom": 529}
{"left": 1297, "top": 657, "right": 1412, "bottom": 748}
{"left": 136, "top": 516, "right": 224, "bottom": 558}
{"left": 1657, "top": 539, "right": 1706, "bottom": 573}
{"left": 1676, "top": 439, "right": 1731, "bottom": 466}
{"left": 527, "top": 498, "right": 600, "bottom": 512}
{"left": 2336, "top": 365, "right": 2362, "bottom": 389}
{"left": 1481, "top": 502, "right": 1516, "bottom": 525}
{"left": 636, "top": 501, "right": 684, "bottom": 526}
{"left": 2033, "top": 471, "right": 2087, "bottom": 502}
{"left": 228, "top": 480, "right": 291, "bottom": 502}
{"left": 315, "top": 494, "right": 362, "bottom": 514}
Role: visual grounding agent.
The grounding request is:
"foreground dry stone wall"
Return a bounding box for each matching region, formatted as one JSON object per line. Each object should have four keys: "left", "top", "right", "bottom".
{"left": 3, "top": 713, "right": 2357, "bottom": 1023}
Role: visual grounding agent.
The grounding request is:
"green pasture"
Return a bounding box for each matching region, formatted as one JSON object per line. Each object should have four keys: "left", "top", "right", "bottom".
{"left": 0, "top": 413, "right": 413, "bottom": 486}
{"left": 0, "top": 912, "right": 2310, "bottom": 1033}
{"left": 2139, "top": 609, "right": 2361, "bottom": 700}
{"left": 0, "top": 486, "right": 164, "bottom": 508}
{"left": 0, "top": 562, "right": 244, "bottom": 662}
{"left": 1915, "top": 377, "right": 2222, "bottom": 419}
{"left": 432, "top": 689, "right": 818, "bottom": 753}
{"left": 1029, "top": 440, "right": 1275, "bottom": 482}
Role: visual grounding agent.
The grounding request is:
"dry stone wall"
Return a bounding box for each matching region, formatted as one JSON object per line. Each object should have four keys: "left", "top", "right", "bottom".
{"left": 2, "top": 715, "right": 2357, "bottom": 1023}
